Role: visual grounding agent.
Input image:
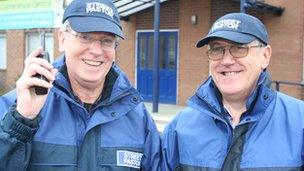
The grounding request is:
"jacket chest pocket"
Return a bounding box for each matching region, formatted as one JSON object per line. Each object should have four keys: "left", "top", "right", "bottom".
{"left": 98, "top": 147, "right": 144, "bottom": 171}
{"left": 29, "top": 141, "right": 77, "bottom": 171}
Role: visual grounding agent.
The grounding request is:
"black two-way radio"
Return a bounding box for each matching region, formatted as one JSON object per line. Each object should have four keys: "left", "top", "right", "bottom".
{"left": 34, "top": 32, "right": 50, "bottom": 95}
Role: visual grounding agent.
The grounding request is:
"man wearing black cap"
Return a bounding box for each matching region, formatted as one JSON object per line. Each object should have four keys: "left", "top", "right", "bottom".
{"left": 0, "top": 0, "right": 160, "bottom": 170}
{"left": 162, "top": 13, "right": 304, "bottom": 170}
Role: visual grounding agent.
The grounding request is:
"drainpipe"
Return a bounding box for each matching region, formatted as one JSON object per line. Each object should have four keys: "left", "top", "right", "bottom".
{"left": 152, "top": 0, "right": 160, "bottom": 113}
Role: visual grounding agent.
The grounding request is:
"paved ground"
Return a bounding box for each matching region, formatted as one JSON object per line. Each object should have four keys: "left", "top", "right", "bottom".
{"left": 144, "top": 103, "right": 186, "bottom": 132}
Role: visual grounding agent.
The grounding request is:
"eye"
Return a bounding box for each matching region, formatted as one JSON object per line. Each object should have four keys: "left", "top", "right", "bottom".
{"left": 102, "top": 38, "right": 115, "bottom": 46}
{"left": 212, "top": 46, "right": 223, "bottom": 51}
{"left": 233, "top": 45, "right": 246, "bottom": 50}
{"left": 80, "top": 34, "right": 93, "bottom": 42}
{"left": 231, "top": 45, "right": 247, "bottom": 52}
{"left": 210, "top": 46, "right": 224, "bottom": 54}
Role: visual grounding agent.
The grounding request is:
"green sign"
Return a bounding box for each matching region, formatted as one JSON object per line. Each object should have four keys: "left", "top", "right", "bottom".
{"left": 0, "top": 0, "right": 56, "bottom": 30}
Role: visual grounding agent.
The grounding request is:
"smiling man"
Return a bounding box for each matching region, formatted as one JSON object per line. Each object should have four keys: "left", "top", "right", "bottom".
{"left": 161, "top": 13, "right": 304, "bottom": 171}
{"left": 0, "top": 0, "right": 160, "bottom": 170}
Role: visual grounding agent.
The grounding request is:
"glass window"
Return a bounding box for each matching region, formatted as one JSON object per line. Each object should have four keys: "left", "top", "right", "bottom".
{"left": 139, "top": 36, "right": 146, "bottom": 69}
{"left": 0, "top": 34, "right": 7, "bottom": 70}
{"left": 26, "top": 32, "right": 54, "bottom": 62}
{"left": 168, "top": 34, "right": 176, "bottom": 69}
{"left": 146, "top": 35, "right": 166, "bottom": 69}
{"left": 147, "top": 35, "right": 154, "bottom": 69}
{"left": 159, "top": 35, "right": 166, "bottom": 69}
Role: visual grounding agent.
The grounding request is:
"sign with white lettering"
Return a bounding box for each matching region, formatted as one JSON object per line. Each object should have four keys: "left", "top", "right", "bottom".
{"left": 0, "top": 0, "right": 57, "bottom": 30}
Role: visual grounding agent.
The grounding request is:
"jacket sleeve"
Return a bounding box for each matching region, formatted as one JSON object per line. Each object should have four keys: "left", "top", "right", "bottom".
{"left": 161, "top": 115, "right": 180, "bottom": 171}
{"left": 0, "top": 106, "right": 40, "bottom": 170}
{"left": 141, "top": 111, "right": 161, "bottom": 171}
{"left": 0, "top": 90, "right": 17, "bottom": 119}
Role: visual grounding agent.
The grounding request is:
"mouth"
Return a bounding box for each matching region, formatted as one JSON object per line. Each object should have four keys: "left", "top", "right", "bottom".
{"left": 82, "top": 59, "right": 103, "bottom": 66}
{"left": 221, "top": 71, "right": 241, "bottom": 76}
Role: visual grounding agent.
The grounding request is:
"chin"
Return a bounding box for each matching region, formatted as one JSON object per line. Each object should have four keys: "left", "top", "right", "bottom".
{"left": 78, "top": 73, "right": 100, "bottom": 82}
{"left": 219, "top": 86, "right": 241, "bottom": 96}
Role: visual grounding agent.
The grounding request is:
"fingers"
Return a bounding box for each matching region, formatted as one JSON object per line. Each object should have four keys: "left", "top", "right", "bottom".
{"left": 15, "top": 47, "right": 57, "bottom": 118}
{"left": 18, "top": 47, "right": 57, "bottom": 90}
{"left": 24, "top": 47, "right": 53, "bottom": 71}
{"left": 24, "top": 62, "right": 56, "bottom": 82}
{"left": 16, "top": 76, "right": 53, "bottom": 90}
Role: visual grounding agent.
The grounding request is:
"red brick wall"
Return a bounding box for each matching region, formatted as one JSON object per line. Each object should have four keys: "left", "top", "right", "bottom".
{"left": 6, "top": 30, "right": 25, "bottom": 90}
{"left": 178, "top": 0, "right": 211, "bottom": 105}
{"left": 264, "top": 0, "right": 304, "bottom": 98}
{"left": 211, "top": 0, "right": 240, "bottom": 23}
{"left": 136, "top": 0, "right": 179, "bottom": 29}
{"left": 115, "top": 16, "right": 137, "bottom": 85}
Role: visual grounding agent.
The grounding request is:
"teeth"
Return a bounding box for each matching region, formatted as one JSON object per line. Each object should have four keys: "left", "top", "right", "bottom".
{"left": 224, "top": 71, "right": 238, "bottom": 76}
{"left": 83, "top": 59, "right": 102, "bottom": 66}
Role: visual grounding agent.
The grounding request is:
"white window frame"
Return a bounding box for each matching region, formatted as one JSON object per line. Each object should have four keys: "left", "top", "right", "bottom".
{"left": 25, "top": 32, "right": 54, "bottom": 63}
{"left": 0, "top": 34, "right": 7, "bottom": 70}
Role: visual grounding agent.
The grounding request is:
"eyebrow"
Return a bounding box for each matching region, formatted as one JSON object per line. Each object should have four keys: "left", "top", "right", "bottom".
{"left": 208, "top": 41, "right": 246, "bottom": 48}
{"left": 208, "top": 42, "right": 229, "bottom": 48}
{"left": 80, "top": 32, "right": 115, "bottom": 39}
{"left": 208, "top": 42, "right": 221, "bottom": 47}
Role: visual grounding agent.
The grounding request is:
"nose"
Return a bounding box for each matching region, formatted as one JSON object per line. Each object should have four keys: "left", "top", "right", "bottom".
{"left": 220, "top": 48, "right": 235, "bottom": 65}
{"left": 89, "top": 41, "right": 104, "bottom": 55}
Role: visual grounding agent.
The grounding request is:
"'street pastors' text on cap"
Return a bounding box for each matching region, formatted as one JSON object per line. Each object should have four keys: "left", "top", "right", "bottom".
{"left": 63, "top": 0, "right": 124, "bottom": 39}
{"left": 196, "top": 13, "right": 268, "bottom": 48}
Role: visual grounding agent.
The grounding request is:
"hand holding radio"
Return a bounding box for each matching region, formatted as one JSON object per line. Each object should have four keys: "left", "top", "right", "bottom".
{"left": 34, "top": 33, "right": 51, "bottom": 95}
{"left": 15, "top": 32, "right": 57, "bottom": 119}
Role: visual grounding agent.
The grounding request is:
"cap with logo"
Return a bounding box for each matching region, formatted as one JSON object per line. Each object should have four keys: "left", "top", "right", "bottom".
{"left": 63, "top": 0, "right": 124, "bottom": 39}
{"left": 196, "top": 13, "right": 268, "bottom": 48}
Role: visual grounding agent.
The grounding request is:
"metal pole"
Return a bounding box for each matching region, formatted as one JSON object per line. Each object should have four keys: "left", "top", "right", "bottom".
{"left": 240, "top": 0, "right": 246, "bottom": 13}
{"left": 275, "top": 81, "right": 280, "bottom": 91}
{"left": 152, "top": 0, "right": 160, "bottom": 113}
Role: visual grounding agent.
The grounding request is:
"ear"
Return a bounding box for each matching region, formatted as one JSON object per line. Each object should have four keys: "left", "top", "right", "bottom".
{"left": 261, "top": 45, "right": 272, "bottom": 69}
{"left": 58, "top": 29, "right": 65, "bottom": 52}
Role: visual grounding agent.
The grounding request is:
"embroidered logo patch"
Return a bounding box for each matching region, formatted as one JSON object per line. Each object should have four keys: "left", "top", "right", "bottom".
{"left": 117, "top": 150, "right": 143, "bottom": 169}
{"left": 211, "top": 19, "right": 241, "bottom": 32}
{"left": 86, "top": 2, "right": 114, "bottom": 18}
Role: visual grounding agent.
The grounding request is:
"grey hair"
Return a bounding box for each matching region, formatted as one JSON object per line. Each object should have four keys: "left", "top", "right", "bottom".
{"left": 207, "top": 38, "right": 264, "bottom": 49}
{"left": 60, "top": 19, "right": 71, "bottom": 32}
{"left": 60, "top": 19, "right": 120, "bottom": 41}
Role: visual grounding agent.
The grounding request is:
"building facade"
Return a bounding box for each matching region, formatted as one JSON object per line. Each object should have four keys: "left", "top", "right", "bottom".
{"left": 1, "top": 0, "right": 303, "bottom": 105}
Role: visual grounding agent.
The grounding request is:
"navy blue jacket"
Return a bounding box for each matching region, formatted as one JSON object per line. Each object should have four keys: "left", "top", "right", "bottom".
{"left": 0, "top": 56, "right": 161, "bottom": 170}
{"left": 162, "top": 71, "right": 304, "bottom": 170}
